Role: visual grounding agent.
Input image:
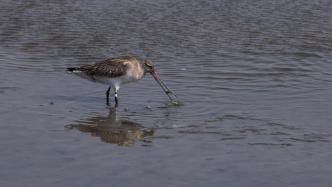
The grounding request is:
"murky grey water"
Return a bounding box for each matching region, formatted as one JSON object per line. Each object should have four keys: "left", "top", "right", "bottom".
{"left": 1, "top": 0, "right": 332, "bottom": 186}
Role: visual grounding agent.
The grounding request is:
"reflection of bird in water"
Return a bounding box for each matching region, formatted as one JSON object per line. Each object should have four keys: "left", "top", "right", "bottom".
{"left": 66, "top": 108, "right": 154, "bottom": 147}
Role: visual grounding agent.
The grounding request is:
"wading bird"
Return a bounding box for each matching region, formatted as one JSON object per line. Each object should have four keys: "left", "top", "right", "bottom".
{"left": 67, "top": 56, "right": 177, "bottom": 107}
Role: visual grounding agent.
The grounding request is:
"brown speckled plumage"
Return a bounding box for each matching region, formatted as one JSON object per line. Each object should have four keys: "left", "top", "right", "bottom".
{"left": 78, "top": 56, "right": 137, "bottom": 78}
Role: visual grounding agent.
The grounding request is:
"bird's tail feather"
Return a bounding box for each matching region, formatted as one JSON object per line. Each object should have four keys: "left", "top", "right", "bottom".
{"left": 67, "top": 67, "right": 80, "bottom": 72}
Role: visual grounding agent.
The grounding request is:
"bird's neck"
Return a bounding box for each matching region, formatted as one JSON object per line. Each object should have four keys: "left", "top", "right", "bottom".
{"left": 131, "top": 61, "right": 146, "bottom": 80}
{"left": 140, "top": 61, "right": 148, "bottom": 75}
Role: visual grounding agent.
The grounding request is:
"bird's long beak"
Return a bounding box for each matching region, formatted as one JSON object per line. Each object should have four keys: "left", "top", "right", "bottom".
{"left": 151, "top": 71, "right": 178, "bottom": 104}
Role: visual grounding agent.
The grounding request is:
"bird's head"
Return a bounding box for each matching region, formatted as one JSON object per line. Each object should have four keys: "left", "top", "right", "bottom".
{"left": 143, "top": 60, "right": 155, "bottom": 73}
{"left": 142, "top": 59, "right": 178, "bottom": 104}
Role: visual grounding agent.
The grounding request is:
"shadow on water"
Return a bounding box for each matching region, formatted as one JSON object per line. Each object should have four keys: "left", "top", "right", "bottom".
{"left": 65, "top": 108, "right": 154, "bottom": 147}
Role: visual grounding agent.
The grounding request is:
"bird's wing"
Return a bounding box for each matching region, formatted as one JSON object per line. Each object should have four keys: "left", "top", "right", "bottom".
{"left": 79, "top": 57, "right": 132, "bottom": 78}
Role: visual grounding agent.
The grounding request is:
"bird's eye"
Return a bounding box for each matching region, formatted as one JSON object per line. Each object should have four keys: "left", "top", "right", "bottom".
{"left": 144, "top": 60, "right": 154, "bottom": 68}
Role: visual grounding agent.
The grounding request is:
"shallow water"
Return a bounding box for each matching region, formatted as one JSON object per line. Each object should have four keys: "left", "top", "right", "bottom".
{"left": 1, "top": 0, "right": 332, "bottom": 186}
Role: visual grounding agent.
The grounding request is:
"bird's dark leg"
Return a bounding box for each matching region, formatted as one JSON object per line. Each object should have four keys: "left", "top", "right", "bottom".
{"left": 114, "top": 91, "right": 118, "bottom": 108}
{"left": 106, "top": 86, "right": 111, "bottom": 106}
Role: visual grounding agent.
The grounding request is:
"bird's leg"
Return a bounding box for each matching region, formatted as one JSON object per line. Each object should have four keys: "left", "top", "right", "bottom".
{"left": 106, "top": 86, "right": 111, "bottom": 106}
{"left": 114, "top": 91, "right": 119, "bottom": 108}
{"left": 114, "top": 87, "right": 119, "bottom": 108}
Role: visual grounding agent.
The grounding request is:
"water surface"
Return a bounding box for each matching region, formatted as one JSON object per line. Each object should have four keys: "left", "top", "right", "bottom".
{"left": 1, "top": 0, "right": 332, "bottom": 186}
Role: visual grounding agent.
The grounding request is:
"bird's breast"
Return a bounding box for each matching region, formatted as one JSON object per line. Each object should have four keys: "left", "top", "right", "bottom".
{"left": 125, "top": 61, "right": 145, "bottom": 82}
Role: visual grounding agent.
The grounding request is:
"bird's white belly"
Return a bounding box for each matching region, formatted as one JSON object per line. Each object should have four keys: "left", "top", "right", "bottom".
{"left": 94, "top": 74, "right": 138, "bottom": 86}
{"left": 73, "top": 65, "right": 144, "bottom": 90}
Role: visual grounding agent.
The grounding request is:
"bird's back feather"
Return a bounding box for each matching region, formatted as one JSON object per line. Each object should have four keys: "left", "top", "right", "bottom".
{"left": 81, "top": 58, "right": 129, "bottom": 77}
{"left": 67, "top": 56, "right": 144, "bottom": 85}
